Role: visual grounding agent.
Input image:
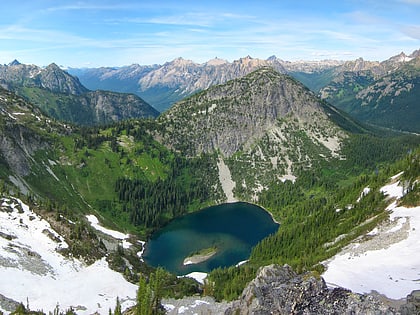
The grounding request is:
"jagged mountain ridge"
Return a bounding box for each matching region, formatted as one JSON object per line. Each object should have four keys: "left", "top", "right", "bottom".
{"left": 69, "top": 56, "right": 297, "bottom": 112}
{"left": 0, "top": 62, "right": 159, "bottom": 125}
{"left": 69, "top": 50, "right": 419, "bottom": 116}
{"left": 318, "top": 50, "right": 420, "bottom": 132}
{"left": 0, "top": 62, "right": 88, "bottom": 95}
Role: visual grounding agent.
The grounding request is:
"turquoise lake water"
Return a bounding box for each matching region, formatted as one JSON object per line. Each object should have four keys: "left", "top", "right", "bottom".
{"left": 142, "top": 202, "right": 279, "bottom": 275}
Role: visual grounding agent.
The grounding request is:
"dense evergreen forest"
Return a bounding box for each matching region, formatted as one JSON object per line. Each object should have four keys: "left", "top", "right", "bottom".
{"left": 115, "top": 153, "right": 219, "bottom": 229}
{"left": 60, "top": 120, "right": 222, "bottom": 236}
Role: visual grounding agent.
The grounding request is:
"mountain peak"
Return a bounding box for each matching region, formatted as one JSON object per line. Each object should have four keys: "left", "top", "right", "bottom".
{"left": 171, "top": 57, "right": 195, "bottom": 66}
{"left": 239, "top": 55, "right": 253, "bottom": 62}
{"left": 161, "top": 66, "right": 345, "bottom": 157}
{"left": 205, "top": 57, "right": 228, "bottom": 66}
{"left": 46, "top": 62, "right": 61, "bottom": 70}
{"left": 8, "top": 59, "right": 21, "bottom": 66}
{"left": 409, "top": 49, "right": 420, "bottom": 59}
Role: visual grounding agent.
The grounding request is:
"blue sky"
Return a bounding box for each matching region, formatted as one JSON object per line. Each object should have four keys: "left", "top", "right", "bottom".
{"left": 1, "top": 0, "right": 419, "bottom": 67}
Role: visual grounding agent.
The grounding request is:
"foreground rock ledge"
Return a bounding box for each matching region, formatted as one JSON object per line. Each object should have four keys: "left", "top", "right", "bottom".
{"left": 225, "top": 264, "right": 398, "bottom": 315}
{"left": 164, "top": 264, "right": 418, "bottom": 314}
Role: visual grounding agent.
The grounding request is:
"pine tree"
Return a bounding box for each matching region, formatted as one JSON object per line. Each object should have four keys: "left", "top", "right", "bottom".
{"left": 149, "top": 267, "right": 166, "bottom": 312}
{"left": 136, "top": 275, "right": 152, "bottom": 315}
{"left": 114, "top": 297, "right": 122, "bottom": 315}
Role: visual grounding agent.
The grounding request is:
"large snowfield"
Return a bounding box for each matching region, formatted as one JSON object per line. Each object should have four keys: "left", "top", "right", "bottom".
{"left": 323, "top": 173, "right": 420, "bottom": 300}
{"left": 0, "top": 198, "right": 137, "bottom": 314}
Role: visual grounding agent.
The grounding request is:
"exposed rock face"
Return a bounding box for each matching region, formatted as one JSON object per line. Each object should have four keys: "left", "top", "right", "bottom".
{"left": 160, "top": 67, "right": 343, "bottom": 157}
{"left": 0, "top": 88, "right": 52, "bottom": 177}
{"left": 81, "top": 90, "right": 159, "bottom": 123}
{"left": 0, "top": 124, "right": 47, "bottom": 177}
{"left": 226, "top": 264, "right": 397, "bottom": 315}
{"left": 400, "top": 290, "right": 420, "bottom": 315}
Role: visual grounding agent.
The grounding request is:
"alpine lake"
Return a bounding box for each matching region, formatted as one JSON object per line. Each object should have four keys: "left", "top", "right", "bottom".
{"left": 143, "top": 202, "right": 279, "bottom": 275}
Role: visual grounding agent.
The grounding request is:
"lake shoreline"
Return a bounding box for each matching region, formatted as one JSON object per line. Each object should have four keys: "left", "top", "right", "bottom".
{"left": 239, "top": 201, "right": 281, "bottom": 225}
{"left": 144, "top": 202, "right": 279, "bottom": 274}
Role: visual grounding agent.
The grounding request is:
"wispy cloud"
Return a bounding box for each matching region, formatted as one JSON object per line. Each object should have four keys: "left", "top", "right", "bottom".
{"left": 1, "top": 1, "right": 419, "bottom": 67}
{"left": 401, "top": 25, "right": 420, "bottom": 40}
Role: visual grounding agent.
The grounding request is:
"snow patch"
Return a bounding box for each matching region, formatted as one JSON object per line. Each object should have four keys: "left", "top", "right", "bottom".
{"left": 380, "top": 181, "right": 404, "bottom": 199}
{"left": 44, "top": 163, "right": 60, "bottom": 181}
{"left": 357, "top": 186, "right": 371, "bottom": 202}
{"left": 181, "top": 272, "right": 208, "bottom": 284}
{"left": 236, "top": 260, "right": 248, "bottom": 267}
{"left": 0, "top": 198, "right": 137, "bottom": 314}
{"left": 86, "top": 214, "right": 129, "bottom": 240}
{"left": 323, "top": 174, "right": 420, "bottom": 299}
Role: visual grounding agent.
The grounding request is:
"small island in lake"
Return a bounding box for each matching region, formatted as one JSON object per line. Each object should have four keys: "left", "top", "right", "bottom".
{"left": 183, "top": 246, "right": 218, "bottom": 265}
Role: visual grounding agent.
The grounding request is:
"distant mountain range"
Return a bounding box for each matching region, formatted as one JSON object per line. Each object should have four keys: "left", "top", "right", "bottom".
{"left": 1, "top": 49, "right": 419, "bottom": 131}
{"left": 68, "top": 56, "right": 340, "bottom": 112}
{"left": 69, "top": 50, "right": 420, "bottom": 132}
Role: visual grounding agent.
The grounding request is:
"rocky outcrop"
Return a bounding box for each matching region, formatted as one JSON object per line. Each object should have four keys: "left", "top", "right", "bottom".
{"left": 0, "top": 88, "right": 51, "bottom": 177}
{"left": 226, "top": 264, "right": 397, "bottom": 315}
{"left": 82, "top": 90, "right": 159, "bottom": 123}
{"left": 400, "top": 290, "right": 420, "bottom": 315}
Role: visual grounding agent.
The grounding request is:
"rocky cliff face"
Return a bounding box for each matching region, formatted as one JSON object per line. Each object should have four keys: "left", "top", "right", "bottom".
{"left": 82, "top": 90, "right": 159, "bottom": 123}
{"left": 160, "top": 67, "right": 344, "bottom": 157}
{"left": 226, "top": 264, "right": 398, "bottom": 315}
{"left": 0, "top": 87, "right": 62, "bottom": 179}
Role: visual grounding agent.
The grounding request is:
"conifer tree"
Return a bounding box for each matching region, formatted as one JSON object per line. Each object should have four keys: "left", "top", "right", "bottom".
{"left": 136, "top": 275, "right": 152, "bottom": 315}
{"left": 114, "top": 297, "right": 122, "bottom": 315}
